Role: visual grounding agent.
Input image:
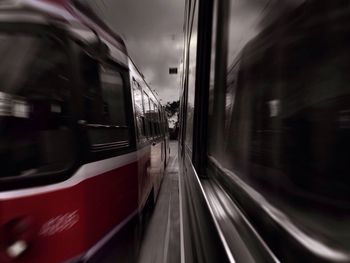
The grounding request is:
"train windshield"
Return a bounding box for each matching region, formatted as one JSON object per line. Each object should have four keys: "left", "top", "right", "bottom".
{"left": 0, "top": 31, "right": 75, "bottom": 178}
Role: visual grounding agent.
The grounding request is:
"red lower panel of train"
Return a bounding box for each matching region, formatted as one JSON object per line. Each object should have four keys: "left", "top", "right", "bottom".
{"left": 0, "top": 161, "right": 139, "bottom": 263}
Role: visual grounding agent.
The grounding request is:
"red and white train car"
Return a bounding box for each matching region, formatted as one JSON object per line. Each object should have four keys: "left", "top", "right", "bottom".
{"left": 0, "top": 0, "right": 170, "bottom": 262}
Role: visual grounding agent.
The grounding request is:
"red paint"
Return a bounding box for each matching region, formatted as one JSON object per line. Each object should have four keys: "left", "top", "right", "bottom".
{"left": 0, "top": 1, "right": 169, "bottom": 262}
{"left": 0, "top": 162, "right": 139, "bottom": 263}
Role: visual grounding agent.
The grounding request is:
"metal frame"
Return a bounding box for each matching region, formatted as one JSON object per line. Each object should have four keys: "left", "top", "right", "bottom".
{"left": 191, "top": 0, "right": 214, "bottom": 176}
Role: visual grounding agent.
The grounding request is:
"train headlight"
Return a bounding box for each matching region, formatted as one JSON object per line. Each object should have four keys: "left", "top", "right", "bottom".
{"left": 6, "top": 240, "right": 27, "bottom": 258}
{"left": 1, "top": 217, "right": 33, "bottom": 260}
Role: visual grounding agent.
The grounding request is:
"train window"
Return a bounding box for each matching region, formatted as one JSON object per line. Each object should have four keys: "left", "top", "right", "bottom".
{"left": 79, "top": 51, "right": 129, "bottom": 149}
{"left": 150, "top": 100, "right": 159, "bottom": 137}
{"left": 159, "top": 108, "right": 163, "bottom": 136}
{"left": 154, "top": 104, "right": 160, "bottom": 136}
{"left": 153, "top": 103, "right": 159, "bottom": 137}
{"left": 207, "top": 0, "right": 219, "bottom": 154}
{"left": 148, "top": 99, "right": 154, "bottom": 137}
{"left": 164, "top": 111, "right": 169, "bottom": 136}
{"left": 209, "top": 0, "right": 276, "bottom": 164}
{"left": 143, "top": 91, "right": 151, "bottom": 138}
{"left": 0, "top": 33, "right": 75, "bottom": 178}
{"left": 80, "top": 53, "right": 100, "bottom": 124}
{"left": 100, "top": 66, "right": 127, "bottom": 126}
{"left": 132, "top": 81, "right": 146, "bottom": 142}
{"left": 88, "top": 65, "right": 129, "bottom": 148}
{"left": 133, "top": 82, "right": 143, "bottom": 114}
{"left": 157, "top": 108, "right": 162, "bottom": 136}
{"left": 209, "top": 0, "right": 350, "bottom": 213}
{"left": 185, "top": 0, "right": 198, "bottom": 151}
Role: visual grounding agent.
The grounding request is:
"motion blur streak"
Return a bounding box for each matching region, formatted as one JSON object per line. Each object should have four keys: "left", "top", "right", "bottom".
{"left": 0, "top": 0, "right": 170, "bottom": 262}
{"left": 180, "top": 0, "right": 350, "bottom": 262}
{"left": 210, "top": 156, "right": 350, "bottom": 262}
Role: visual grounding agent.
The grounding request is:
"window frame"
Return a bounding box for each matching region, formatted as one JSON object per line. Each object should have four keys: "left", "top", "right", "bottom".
{"left": 74, "top": 44, "right": 136, "bottom": 161}
{"left": 181, "top": 0, "right": 216, "bottom": 176}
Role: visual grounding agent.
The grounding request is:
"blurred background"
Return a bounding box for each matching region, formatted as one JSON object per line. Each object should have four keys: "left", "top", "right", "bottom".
{"left": 0, "top": 0, "right": 350, "bottom": 263}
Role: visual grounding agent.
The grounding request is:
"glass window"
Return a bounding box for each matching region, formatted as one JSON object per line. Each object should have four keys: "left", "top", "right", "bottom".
{"left": 133, "top": 82, "right": 143, "bottom": 114}
{"left": 209, "top": 0, "right": 277, "bottom": 166}
{"left": 210, "top": 0, "right": 350, "bottom": 208}
{"left": 81, "top": 53, "right": 100, "bottom": 124}
{"left": 0, "top": 32, "right": 75, "bottom": 178}
{"left": 208, "top": 0, "right": 219, "bottom": 154}
{"left": 100, "top": 66, "right": 126, "bottom": 126}
{"left": 154, "top": 103, "right": 160, "bottom": 136}
{"left": 149, "top": 99, "right": 157, "bottom": 137}
{"left": 143, "top": 92, "right": 150, "bottom": 114}
{"left": 143, "top": 91, "right": 151, "bottom": 138}
{"left": 79, "top": 54, "right": 129, "bottom": 148}
{"left": 133, "top": 82, "right": 146, "bottom": 142}
{"left": 150, "top": 99, "right": 156, "bottom": 137}
{"left": 207, "top": 2, "right": 350, "bottom": 258}
{"left": 185, "top": 0, "right": 198, "bottom": 150}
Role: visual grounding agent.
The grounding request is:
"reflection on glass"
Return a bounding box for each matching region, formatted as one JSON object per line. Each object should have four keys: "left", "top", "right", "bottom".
{"left": 209, "top": 0, "right": 350, "bottom": 257}
{"left": 0, "top": 33, "right": 74, "bottom": 178}
{"left": 100, "top": 67, "right": 126, "bottom": 126}
{"left": 185, "top": 1, "right": 198, "bottom": 150}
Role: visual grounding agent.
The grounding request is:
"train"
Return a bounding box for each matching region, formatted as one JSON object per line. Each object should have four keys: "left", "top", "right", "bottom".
{"left": 180, "top": 0, "right": 350, "bottom": 262}
{"left": 0, "top": 0, "right": 170, "bottom": 262}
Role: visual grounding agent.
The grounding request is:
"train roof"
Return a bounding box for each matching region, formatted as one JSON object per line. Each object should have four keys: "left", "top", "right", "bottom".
{"left": 0, "top": 0, "right": 127, "bottom": 54}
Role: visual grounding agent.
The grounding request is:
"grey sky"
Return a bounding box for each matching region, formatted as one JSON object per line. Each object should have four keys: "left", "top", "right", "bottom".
{"left": 87, "top": 0, "right": 185, "bottom": 103}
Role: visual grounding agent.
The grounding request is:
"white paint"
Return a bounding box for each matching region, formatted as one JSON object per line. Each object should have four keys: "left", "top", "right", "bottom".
{"left": 39, "top": 210, "right": 79, "bottom": 236}
{"left": 0, "top": 151, "right": 138, "bottom": 200}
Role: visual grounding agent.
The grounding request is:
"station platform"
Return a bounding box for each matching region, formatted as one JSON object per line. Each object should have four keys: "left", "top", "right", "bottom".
{"left": 139, "top": 141, "right": 180, "bottom": 263}
{"left": 89, "top": 141, "right": 180, "bottom": 263}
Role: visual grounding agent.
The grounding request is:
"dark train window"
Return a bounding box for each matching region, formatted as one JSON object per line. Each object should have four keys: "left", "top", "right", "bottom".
{"left": 185, "top": 0, "right": 198, "bottom": 151}
{"left": 133, "top": 81, "right": 146, "bottom": 142}
{"left": 100, "top": 66, "right": 127, "bottom": 126}
{"left": 209, "top": 0, "right": 350, "bottom": 204}
{"left": 208, "top": 0, "right": 218, "bottom": 118}
{"left": 208, "top": 0, "right": 222, "bottom": 156}
{"left": 80, "top": 53, "right": 100, "bottom": 124}
{"left": 150, "top": 100, "right": 160, "bottom": 138}
{"left": 143, "top": 91, "right": 151, "bottom": 138}
{"left": 154, "top": 104, "right": 160, "bottom": 136}
{"left": 0, "top": 33, "right": 75, "bottom": 178}
{"left": 133, "top": 81, "right": 143, "bottom": 114}
{"left": 209, "top": 0, "right": 268, "bottom": 163}
{"left": 89, "top": 65, "right": 129, "bottom": 148}
{"left": 148, "top": 99, "right": 155, "bottom": 137}
{"left": 79, "top": 52, "right": 129, "bottom": 149}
